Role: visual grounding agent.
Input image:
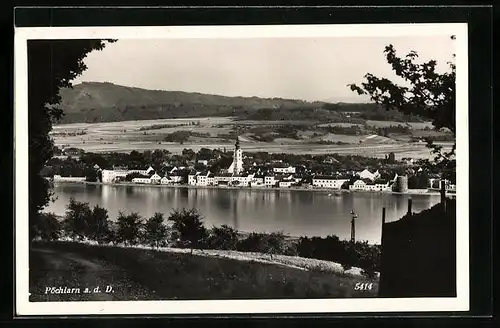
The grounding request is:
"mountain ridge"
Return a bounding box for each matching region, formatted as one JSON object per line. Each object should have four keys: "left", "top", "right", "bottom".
{"left": 56, "top": 82, "right": 331, "bottom": 124}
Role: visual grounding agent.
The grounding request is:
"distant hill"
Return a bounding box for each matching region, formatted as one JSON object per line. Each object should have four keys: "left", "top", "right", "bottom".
{"left": 55, "top": 82, "right": 322, "bottom": 124}
{"left": 322, "top": 96, "right": 371, "bottom": 104}
{"left": 54, "top": 82, "right": 424, "bottom": 124}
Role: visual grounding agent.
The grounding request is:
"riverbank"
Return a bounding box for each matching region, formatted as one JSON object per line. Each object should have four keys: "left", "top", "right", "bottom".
{"left": 58, "top": 180, "right": 447, "bottom": 196}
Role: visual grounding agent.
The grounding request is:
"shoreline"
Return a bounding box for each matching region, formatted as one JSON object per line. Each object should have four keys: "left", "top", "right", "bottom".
{"left": 53, "top": 180, "right": 451, "bottom": 196}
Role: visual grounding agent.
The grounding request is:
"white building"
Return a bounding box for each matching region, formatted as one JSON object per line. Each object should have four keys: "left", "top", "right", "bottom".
{"left": 356, "top": 169, "right": 380, "bottom": 181}
{"left": 231, "top": 174, "right": 251, "bottom": 186}
{"left": 249, "top": 175, "right": 265, "bottom": 187}
{"left": 132, "top": 177, "right": 151, "bottom": 184}
{"left": 101, "top": 169, "right": 129, "bottom": 183}
{"left": 265, "top": 176, "right": 277, "bottom": 187}
{"left": 207, "top": 173, "right": 215, "bottom": 186}
{"left": 349, "top": 179, "right": 390, "bottom": 191}
{"left": 188, "top": 173, "right": 198, "bottom": 186}
{"left": 53, "top": 175, "right": 86, "bottom": 183}
{"left": 214, "top": 174, "right": 232, "bottom": 185}
{"left": 349, "top": 179, "right": 367, "bottom": 191}
{"left": 279, "top": 180, "right": 294, "bottom": 188}
{"left": 161, "top": 176, "right": 173, "bottom": 185}
{"left": 312, "top": 176, "right": 349, "bottom": 189}
{"left": 429, "top": 178, "right": 456, "bottom": 191}
{"left": 150, "top": 173, "right": 162, "bottom": 184}
{"left": 377, "top": 182, "right": 390, "bottom": 190}
{"left": 227, "top": 138, "right": 243, "bottom": 175}
{"left": 273, "top": 166, "right": 296, "bottom": 174}
{"left": 128, "top": 166, "right": 154, "bottom": 176}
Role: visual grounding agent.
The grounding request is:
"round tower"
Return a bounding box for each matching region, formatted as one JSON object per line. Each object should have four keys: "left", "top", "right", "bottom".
{"left": 393, "top": 175, "right": 408, "bottom": 193}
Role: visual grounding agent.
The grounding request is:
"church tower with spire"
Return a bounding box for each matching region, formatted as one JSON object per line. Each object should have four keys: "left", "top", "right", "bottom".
{"left": 227, "top": 137, "right": 243, "bottom": 175}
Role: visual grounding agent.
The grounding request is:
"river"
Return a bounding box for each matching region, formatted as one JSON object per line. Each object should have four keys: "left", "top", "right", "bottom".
{"left": 45, "top": 184, "right": 441, "bottom": 244}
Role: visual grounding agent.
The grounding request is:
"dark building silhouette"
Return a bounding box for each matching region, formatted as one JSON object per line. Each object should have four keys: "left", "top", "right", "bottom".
{"left": 379, "top": 198, "right": 456, "bottom": 297}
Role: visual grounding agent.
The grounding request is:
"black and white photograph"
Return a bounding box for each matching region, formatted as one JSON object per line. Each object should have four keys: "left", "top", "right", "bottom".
{"left": 15, "top": 23, "right": 469, "bottom": 315}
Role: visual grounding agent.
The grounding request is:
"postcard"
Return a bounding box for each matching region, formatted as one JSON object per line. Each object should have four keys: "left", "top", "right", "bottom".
{"left": 14, "top": 22, "right": 469, "bottom": 315}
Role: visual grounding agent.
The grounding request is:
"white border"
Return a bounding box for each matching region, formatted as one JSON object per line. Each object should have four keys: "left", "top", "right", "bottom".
{"left": 14, "top": 23, "right": 469, "bottom": 316}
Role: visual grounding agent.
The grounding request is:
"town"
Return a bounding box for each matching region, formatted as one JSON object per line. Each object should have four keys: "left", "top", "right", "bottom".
{"left": 48, "top": 137, "right": 456, "bottom": 194}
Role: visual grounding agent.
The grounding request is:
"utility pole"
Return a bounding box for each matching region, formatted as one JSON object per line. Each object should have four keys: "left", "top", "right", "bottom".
{"left": 350, "top": 210, "right": 357, "bottom": 243}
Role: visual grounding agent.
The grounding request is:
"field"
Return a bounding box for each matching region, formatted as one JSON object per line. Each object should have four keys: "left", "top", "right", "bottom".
{"left": 30, "top": 241, "right": 378, "bottom": 301}
{"left": 365, "top": 120, "right": 435, "bottom": 129}
{"left": 51, "top": 117, "right": 453, "bottom": 159}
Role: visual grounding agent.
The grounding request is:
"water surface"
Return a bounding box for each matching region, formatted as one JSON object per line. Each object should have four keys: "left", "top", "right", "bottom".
{"left": 45, "top": 184, "right": 441, "bottom": 244}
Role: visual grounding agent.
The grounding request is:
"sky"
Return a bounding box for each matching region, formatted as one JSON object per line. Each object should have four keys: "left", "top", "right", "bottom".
{"left": 73, "top": 36, "right": 455, "bottom": 102}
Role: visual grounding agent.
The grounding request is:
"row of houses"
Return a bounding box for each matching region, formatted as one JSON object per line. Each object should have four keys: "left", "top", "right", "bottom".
{"left": 101, "top": 166, "right": 186, "bottom": 184}
{"left": 99, "top": 163, "right": 392, "bottom": 190}
{"left": 130, "top": 173, "right": 184, "bottom": 185}
{"left": 187, "top": 171, "right": 392, "bottom": 190}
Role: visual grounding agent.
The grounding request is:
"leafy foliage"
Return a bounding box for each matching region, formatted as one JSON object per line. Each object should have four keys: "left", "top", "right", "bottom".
{"left": 168, "top": 208, "right": 208, "bottom": 251}
{"left": 28, "top": 39, "right": 115, "bottom": 241}
{"left": 236, "top": 231, "right": 289, "bottom": 258}
{"left": 33, "top": 212, "right": 62, "bottom": 241}
{"left": 143, "top": 212, "right": 169, "bottom": 248}
{"left": 87, "top": 205, "right": 111, "bottom": 244}
{"left": 348, "top": 38, "right": 456, "bottom": 180}
{"left": 348, "top": 43, "right": 455, "bottom": 133}
{"left": 206, "top": 225, "right": 239, "bottom": 250}
{"left": 236, "top": 232, "right": 270, "bottom": 253}
{"left": 296, "top": 235, "right": 381, "bottom": 273}
{"left": 116, "top": 212, "right": 144, "bottom": 246}
{"left": 63, "top": 198, "right": 93, "bottom": 240}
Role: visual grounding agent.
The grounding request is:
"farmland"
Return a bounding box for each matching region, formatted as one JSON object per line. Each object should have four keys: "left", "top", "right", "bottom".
{"left": 51, "top": 117, "right": 453, "bottom": 159}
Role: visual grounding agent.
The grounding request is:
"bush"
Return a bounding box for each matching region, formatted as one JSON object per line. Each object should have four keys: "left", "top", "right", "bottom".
{"left": 87, "top": 205, "right": 111, "bottom": 244}
{"left": 283, "top": 242, "right": 299, "bottom": 256}
{"left": 265, "top": 231, "right": 287, "bottom": 258}
{"left": 296, "top": 235, "right": 380, "bottom": 273}
{"left": 206, "top": 225, "right": 239, "bottom": 250}
{"left": 116, "top": 212, "right": 144, "bottom": 246}
{"left": 143, "top": 212, "right": 169, "bottom": 248}
{"left": 63, "top": 198, "right": 92, "bottom": 241}
{"left": 168, "top": 208, "right": 208, "bottom": 252}
{"left": 237, "top": 232, "right": 269, "bottom": 253}
{"left": 34, "top": 212, "right": 62, "bottom": 241}
{"left": 236, "top": 231, "right": 288, "bottom": 258}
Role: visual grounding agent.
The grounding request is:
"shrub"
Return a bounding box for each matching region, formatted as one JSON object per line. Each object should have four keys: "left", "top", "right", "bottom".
{"left": 63, "top": 198, "right": 92, "bottom": 241}
{"left": 206, "top": 225, "right": 239, "bottom": 250}
{"left": 296, "top": 235, "right": 380, "bottom": 273}
{"left": 116, "top": 212, "right": 144, "bottom": 246}
{"left": 237, "top": 232, "right": 269, "bottom": 253}
{"left": 34, "top": 212, "right": 62, "bottom": 241}
{"left": 168, "top": 208, "right": 208, "bottom": 252}
{"left": 265, "top": 231, "right": 287, "bottom": 258}
{"left": 87, "top": 205, "right": 111, "bottom": 244}
{"left": 143, "top": 212, "right": 169, "bottom": 248}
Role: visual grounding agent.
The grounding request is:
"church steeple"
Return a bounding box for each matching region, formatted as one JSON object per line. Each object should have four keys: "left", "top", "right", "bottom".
{"left": 227, "top": 136, "right": 243, "bottom": 175}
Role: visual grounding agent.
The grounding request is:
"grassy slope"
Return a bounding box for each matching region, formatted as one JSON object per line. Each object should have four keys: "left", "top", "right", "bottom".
{"left": 30, "top": 241, "right": 378, "bottom": 301}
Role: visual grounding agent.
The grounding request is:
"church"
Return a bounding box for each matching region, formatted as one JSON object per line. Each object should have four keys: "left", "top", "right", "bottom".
{"left": 227, "top": 137, "right": 243, "bottom": 175}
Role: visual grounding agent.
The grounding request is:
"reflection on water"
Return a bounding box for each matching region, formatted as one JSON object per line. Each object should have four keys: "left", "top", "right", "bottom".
{"left": 45, "top": 184, "right": 441, "bottom": 244}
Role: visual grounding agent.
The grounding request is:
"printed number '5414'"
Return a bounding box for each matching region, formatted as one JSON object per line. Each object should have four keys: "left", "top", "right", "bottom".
{"left": 354, "top": 283, "right": 373, "bottom": 291}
